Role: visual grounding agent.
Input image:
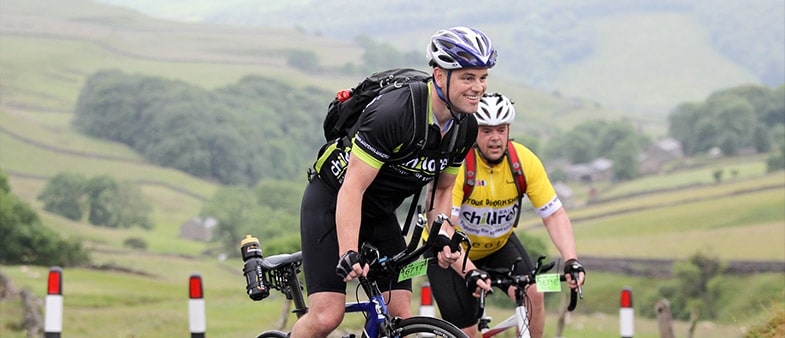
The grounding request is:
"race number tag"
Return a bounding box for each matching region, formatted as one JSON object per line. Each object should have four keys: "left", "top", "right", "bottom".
{"left": 535, "top": 274, "right": 562, "bottom": 292}
{"left": 398, "top": 258, "right": 429, "bottom": 282}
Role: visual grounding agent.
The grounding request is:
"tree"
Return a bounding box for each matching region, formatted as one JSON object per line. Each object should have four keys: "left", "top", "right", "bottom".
{"left": 669, "top": 84, "right": 784, "bottom": 157}
{"left": 0, "top": 169, "right": 89, "bottom": 266}
{"left": 201, "top": 186, "right": 259, "bottom": 256}
{"left": 254, "top": 179, "right": 305, "bottom": 215}
{"left": 110, "top": 181, "right": 153, "bottom": 229}
{"left": 710, "top": 96, "right": 756, "bottom": 155}
{"left": 543, "top": 119, "right": 644, "bottom": 179}
{"left": 37, "top": 172, "right": 87, "bottom": 221}
{"left": 671, "top": 253, "right": 725, "bottom": 320}
{"left": 609, "top": 137, "right": 640, "bottom": 180}
{"left": 83, "top": 175, "right": 152, "bottom": 229}
{"left": 669, "top": 103, "right": 706, "bottom": 155}
{"left": 73, "top": 70, "right": 329, "bottom": 185}
{"left": 84, "top": 175, "right": 119, "bottom": 227}
{"left": 287, "top": 49, "right": 320, "bottom": 72}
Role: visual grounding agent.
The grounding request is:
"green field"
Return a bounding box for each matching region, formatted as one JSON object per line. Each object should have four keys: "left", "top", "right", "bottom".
{"left": 1, "top": 1, "right": 783, "bottom": 337}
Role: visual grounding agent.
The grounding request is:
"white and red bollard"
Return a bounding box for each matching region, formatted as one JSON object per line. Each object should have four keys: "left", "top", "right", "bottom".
{"left": 188, "top": 274, "right": 206, "bottom": 338}
{"left": 620, "top": 287, "right": 634, "bottom": 338}
{"left": 44, "top": 266, "right": 63, "bottom": 338}
{"left": 419, "top": 282, "right": 435, "bottom": 317}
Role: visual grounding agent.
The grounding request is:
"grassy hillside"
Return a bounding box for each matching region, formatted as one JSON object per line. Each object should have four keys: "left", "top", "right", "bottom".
{"left": 0, "top": 1, "right": 782, "bottom": 337}
{"left": 552, "top": 12, "right": 759, "bottom": 117}
{"left": 90, "top": 0, "right": 778, "bottom": 122}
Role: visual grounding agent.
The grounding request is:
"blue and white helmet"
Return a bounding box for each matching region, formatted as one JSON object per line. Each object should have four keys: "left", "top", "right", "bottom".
{"left": 427, "top": 26, "right": 497, "bottom": 69}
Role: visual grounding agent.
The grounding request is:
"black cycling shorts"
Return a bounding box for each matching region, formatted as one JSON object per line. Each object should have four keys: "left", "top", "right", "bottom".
{"left": 426, "top": 235, "right": 534, "bottom": 329}
{"left": 299, "top": 177, "right": 412, "bottom": 295}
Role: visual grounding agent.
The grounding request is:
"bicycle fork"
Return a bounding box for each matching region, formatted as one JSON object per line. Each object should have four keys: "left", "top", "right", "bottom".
{"left": 478, "top": 288, "right": 532, "bottom": 338}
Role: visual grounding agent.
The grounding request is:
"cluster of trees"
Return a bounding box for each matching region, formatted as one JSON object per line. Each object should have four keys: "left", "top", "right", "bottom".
{"left": 286, "top": 34, "right": 422, "bottom": 77}
{"left": 0, "top": 169, "right": 89, "bottom": 266}
{"left": 669, "top": 85, "right": 785, "bottom": 158}
{"left": 201, "top": 179, "right": 304, "bottom": 257}
{"left": 37, "top": 172, "right": 153, "bottom": 230}
{"left": 653, "top": 253, "right": 725, "bottom": 321}
{"left": 541, "top": 119, "right": 651, "bottom": 180}
{"left": 73, "top": 70, "right": 328, "bottom": 186}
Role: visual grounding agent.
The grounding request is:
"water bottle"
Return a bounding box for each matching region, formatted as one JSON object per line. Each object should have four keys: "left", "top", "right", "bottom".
{"left": 240, "top": 234, "right": 270, "bottom": 300}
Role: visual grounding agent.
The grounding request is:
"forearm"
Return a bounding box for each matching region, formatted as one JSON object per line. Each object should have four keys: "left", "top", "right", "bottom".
{"left": 542, "top": 208, "right": 578, "bottom": 261}
{"left": 428, "top": 174, "right": 457, "bottom": 234}
{"left": 336, "top": 187, "right": 362, "bottom": 255}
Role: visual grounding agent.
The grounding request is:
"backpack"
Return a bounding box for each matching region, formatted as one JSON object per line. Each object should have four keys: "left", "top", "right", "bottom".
{"left": 316, "top": 68, "right": 443, "bottom": 237}
{"left": 323, "top": 68, "right": 431, "bottom": 147}
{"left": 462, "top": 140, "right": 527, "bottom": 226}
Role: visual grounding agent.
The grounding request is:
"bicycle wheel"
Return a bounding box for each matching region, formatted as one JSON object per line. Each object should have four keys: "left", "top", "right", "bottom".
{"left": 394, "top": 316, "right": 468, "bottom": 337}
{"left": 256, "top": 330, "right": 288, "bottom": 338}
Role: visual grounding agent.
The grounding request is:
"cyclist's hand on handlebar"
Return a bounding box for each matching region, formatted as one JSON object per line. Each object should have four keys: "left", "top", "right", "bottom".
{"left": 434, "top": 231, "right": 461, "bottom": 269}
{"left": 563, "top": 258, "right": 586, "bottom": 289}
{"left": 336, "top": 250, "right": 369, "bottom": 282}
{"left": 464, "top": 269, "right": 492, "bottom": 297}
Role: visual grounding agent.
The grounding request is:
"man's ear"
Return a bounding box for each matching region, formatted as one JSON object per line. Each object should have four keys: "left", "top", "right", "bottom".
{"left": 433, "top": 67, "right": 446, "bottom": 87}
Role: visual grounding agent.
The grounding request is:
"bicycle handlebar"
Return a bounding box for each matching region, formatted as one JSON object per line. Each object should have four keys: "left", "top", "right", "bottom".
{"left": 360, "top": 213, "right": 464, "bottom": 280}
{"left": 480, "top": 255, "right": 582, "bottom": 312}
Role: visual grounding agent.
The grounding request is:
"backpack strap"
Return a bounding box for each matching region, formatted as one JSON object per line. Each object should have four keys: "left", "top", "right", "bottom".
{"left": 410, "top": 80, "right": 429, "bottom": 150}
{"left": 462, "top": 147, "right": 477, "bottom": 203}
{"left": 505, "top": 140, "right": 527, "bottom": 227}
{"left": 506, "top": 140, "right": 526, "bottom": 197}
{"left": 398, "top": 80, "right": 430, "bottom": 236}
{"left": 389, "top": 80, "right": 429, "bottom": 162}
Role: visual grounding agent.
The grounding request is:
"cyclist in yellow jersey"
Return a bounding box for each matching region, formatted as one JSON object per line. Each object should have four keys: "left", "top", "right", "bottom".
{"left": 426, "top": 93, "right": 586, "bottom": 338}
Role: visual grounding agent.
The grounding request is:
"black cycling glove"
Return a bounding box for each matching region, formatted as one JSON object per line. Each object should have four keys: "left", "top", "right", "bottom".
{"left": 336, "top": 250, "right": 361, "bottom": 280}
{"left": 464, "top": 269, "right": 489, "bottom": 291}
{"left": 564, "top": 258, "right": 586, "bottom": 280}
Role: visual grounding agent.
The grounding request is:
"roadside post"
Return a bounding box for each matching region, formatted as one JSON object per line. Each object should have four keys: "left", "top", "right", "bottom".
{"left": 44, "top": 266, "right": 63, "bottom": 338}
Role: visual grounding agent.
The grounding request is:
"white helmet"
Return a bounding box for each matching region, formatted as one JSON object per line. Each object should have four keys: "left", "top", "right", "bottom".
{"left": 475, "top": 93, "right": 516, "bottom": 126}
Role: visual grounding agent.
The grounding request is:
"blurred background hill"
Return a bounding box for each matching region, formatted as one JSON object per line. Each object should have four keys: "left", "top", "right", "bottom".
{"left": 96, "top": 0, "right": 784, "bottom": 117}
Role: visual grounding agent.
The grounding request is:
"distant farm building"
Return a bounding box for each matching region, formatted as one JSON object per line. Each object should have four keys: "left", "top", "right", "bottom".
{"left": 179, "top": 216, "right": 218, "bottom": 242}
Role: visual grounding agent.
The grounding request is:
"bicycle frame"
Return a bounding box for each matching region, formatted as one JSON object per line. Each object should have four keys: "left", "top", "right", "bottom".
{"left": 252, "top": 213, "right": 469, "bottom": 338}
{"left": 259, "top": 254, "right": 397, "bottom": 337}
{"left": 346, "top": 279, "right": 393, "bottom": 337}
{"left": 478, "top": 287, "right": 532, "bottom": 338}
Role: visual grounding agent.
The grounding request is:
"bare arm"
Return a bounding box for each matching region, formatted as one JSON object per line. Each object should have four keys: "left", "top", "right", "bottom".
{"left": 335, "top": 153, "right": 379, "bottom": 281}
{"left": 542, "top": 207, "right": 585, "bottom": 286}
{"left": 542, "top": 207, "right": 577, "bottom": 261}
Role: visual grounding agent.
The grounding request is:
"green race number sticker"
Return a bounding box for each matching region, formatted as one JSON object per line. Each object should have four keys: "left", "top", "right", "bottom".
{"left": 398, "top": 259, "right": 429, "bottom": 282}
{"left": 535, "top": 274, "right": 562, "bottom": 292}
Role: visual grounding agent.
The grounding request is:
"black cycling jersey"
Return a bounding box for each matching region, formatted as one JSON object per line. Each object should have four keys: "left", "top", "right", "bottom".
{"left": 314, "top": 83, "right": 477, "bottom": 216}
{"left": 302, "top": 82, "right": 477, "bottom": 295}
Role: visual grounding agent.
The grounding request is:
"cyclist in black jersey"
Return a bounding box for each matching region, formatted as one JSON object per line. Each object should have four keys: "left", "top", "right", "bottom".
{"left": 428, "top": 93, "right": 586, "bottom": 338}
{"left": 294, "top": 27, "right": 498, "bottom": 337}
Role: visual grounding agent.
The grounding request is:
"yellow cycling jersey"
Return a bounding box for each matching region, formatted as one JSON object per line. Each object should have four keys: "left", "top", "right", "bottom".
{"left": 452, "top": 142, "right": 562, "bottom": 260}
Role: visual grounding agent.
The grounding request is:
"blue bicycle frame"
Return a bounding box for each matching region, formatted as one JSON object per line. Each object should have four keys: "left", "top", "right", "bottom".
{"left": 345, "top": 293, "right": 387, "bottom": 337}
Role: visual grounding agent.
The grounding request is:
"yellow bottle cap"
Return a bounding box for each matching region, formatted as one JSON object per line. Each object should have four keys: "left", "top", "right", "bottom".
{"left": 241, "top": 234, "right": 259, "bottom": 246}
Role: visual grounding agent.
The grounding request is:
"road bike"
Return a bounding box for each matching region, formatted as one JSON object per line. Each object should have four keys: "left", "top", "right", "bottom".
{"left": 475, "top": 256, "right": 583, "bottom": 338}
{"left": 249, "top": 213, "right": 470, "bottom": 338}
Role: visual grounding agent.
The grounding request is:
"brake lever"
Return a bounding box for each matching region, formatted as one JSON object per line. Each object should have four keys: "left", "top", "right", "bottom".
{"left": 566, "top": 270, "right": 583, "bottom": 312}
{"left": 447, "top": 231, "right": 471, "bottom": 273}
{"left": 359, "top": 242, "right": 380, "bottom": 267}
{"left": 572, "top": 271, "right": 584, "bottom": 299}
